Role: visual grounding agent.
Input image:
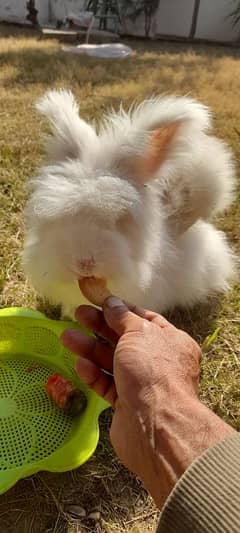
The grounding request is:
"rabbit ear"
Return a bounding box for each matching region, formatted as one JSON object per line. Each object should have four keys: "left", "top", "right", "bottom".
{"left": 36, "top": 89, "right": 98, "bottom": 161}
{"left": 105, "top": 96, "right": 211, "bottom": 184}
{"left": 123, "top": 122, "right": 179, "bottom": 182}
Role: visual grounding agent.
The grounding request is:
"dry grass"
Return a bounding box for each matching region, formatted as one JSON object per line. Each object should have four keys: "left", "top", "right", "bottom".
{"left": 0, "top": 23, "right": 240, "bottom": 532}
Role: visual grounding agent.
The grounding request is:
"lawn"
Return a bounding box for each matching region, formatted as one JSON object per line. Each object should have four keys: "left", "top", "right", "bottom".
{"left": 0, "top": 23, "right": 240, "bottom": 533}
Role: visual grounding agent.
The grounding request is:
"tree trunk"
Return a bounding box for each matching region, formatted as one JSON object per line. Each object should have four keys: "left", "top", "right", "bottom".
{"left": 144, "top": 0, "right": 160, "bottom": 37}
{"left": 26, "top": 0, "right": 39, "bottom": 27}
{"left": 189, "top": 0, "right": 201, "bottom": 39}
{"left": 144, "top": 5, "right": 152, "bottom": 37}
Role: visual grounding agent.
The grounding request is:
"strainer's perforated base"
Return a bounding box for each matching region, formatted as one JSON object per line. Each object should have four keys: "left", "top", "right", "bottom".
{"left": 0, "top": 307, "right": 108, "bottom": 494}
{"left": 0, "top": 360, "right": 73, "bottom": 471}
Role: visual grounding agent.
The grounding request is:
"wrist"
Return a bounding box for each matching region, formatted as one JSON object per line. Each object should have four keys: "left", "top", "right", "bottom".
{"left": 140, "top": 391, "right": 235, "bottom": 508}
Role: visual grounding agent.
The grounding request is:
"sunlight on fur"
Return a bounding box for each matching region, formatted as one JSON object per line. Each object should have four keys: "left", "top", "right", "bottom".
{"left": 23, "top": 90, "right": 236, "bottom": 319}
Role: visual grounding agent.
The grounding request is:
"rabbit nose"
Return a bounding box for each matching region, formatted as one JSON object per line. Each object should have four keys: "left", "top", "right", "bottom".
{"left": 78, "top": 256, "right": 95, "bottom": 275}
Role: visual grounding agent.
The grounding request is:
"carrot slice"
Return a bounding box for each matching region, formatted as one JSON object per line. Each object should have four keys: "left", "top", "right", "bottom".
{"left": 45, "top": 373, "right": 87, "bottom": 416}
{"left": 78, "top": 277, "right": 112, "bottom": 306}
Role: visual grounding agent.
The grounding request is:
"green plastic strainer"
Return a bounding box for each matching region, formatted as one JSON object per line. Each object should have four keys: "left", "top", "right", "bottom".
{"left": 0, "top": 307, "right": 109, "bottom": 494}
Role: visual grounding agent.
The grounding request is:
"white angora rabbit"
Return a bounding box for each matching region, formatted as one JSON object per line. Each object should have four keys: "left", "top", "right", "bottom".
{"left": 23, "top": 90, "right": 236, "bottom": 318}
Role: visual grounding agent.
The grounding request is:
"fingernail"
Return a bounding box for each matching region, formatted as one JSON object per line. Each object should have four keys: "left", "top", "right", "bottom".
{"left": 105, "top": 296, "right": 126, "bottom": 309}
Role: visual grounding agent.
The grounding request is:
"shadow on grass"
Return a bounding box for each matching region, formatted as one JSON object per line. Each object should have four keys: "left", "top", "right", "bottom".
{"left": 36, "top": 296, "right": 61, "bottom": 320}
{"left": 1, "top": 36, "right": 239, "bottom": 94}
{"left": 166, "top": 298, "right": 221, "bottom": 343}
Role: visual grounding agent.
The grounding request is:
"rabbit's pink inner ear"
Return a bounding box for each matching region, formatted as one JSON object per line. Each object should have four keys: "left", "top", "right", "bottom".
{"left": 127, "top": 122, "right": 179, "bottom": 183}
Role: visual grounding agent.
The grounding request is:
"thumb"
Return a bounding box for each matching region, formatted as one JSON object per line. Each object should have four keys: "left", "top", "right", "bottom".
{"left": 103, "top": 297, "right": 143, "bottom": 336}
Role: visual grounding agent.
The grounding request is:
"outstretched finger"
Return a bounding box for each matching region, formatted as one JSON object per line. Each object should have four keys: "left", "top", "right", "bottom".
{"left": 61, "top": 329, "right": 114, "bottom": 372}
{"left": 103, "top": 297, "right": 171, "bottom": 337}
{"left": 75, "top": 305, "right": 118, "bottom": 344}
{"left": 126, "top": 303, "right": 172, "bottom": 329}
{"left": 75, "top": 357, "right": 117, "bottom": 406}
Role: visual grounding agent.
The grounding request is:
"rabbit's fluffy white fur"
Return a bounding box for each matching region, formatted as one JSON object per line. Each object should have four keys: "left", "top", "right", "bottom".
{"left": 23, "top": 89, "right": 236, "bottom": 318}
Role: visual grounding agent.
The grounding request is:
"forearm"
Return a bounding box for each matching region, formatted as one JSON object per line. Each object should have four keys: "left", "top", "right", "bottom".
{"left": 138, "top": 393, "right": 235, "bottom": 509}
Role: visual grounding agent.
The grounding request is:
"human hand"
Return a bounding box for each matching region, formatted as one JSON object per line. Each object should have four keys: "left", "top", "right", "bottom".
{"left": 61, "top": 297, "right": 235, "bottom": 508}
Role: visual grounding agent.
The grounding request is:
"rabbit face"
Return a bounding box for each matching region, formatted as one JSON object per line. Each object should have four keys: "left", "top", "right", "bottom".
{"left": 23, "top": 155, "right": 152, "bottom": 302}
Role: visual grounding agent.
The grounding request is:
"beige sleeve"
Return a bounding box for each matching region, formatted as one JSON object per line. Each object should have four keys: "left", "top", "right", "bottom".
{"left": 157, "top": 433, "right": 240, "bottom": 533}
